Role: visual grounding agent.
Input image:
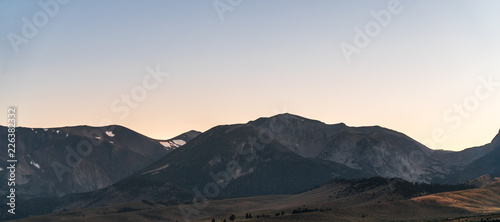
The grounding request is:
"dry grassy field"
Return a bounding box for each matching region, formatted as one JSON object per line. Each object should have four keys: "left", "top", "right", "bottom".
{"left": 13, "top": 180, "right": 500, "bottom": 222}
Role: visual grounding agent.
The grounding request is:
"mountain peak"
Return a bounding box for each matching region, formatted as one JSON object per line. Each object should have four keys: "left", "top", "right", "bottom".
{"left": 270, "top": 113, "right": 309, "bottom": 120}
{"left": 492, "top": 129, "right": 500, "bottom": 144}
{"left": 248, "top": 113, "right": 327, "bottom": 127}
{"left": 171, "top": 130, "right": 202, "bottom": 141}
{"left": 271, "top": 113, "right": 349, "bottom": 126}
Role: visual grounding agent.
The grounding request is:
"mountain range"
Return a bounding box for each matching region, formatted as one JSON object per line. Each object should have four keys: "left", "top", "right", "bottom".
{"left": 1, "top": 113, "right": 499, "bottom": 220}
{"left": 0, "top": 125, "right": 200, "bottom": 198}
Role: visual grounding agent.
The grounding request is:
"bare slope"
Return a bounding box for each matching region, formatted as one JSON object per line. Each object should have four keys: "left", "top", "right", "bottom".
{"left": 413, "top": 181, "right": 500, "bottom": 213}
{"left": 12, "top": 177, "right": 476, "bottom": 222}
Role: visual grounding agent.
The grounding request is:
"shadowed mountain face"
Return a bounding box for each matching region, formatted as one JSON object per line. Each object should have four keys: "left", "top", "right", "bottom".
{"left": 0, "top": 125, "right": 200, "bottom": 199}
{"left": 449, "top": 132, "right": 500, "bottom": 182}
{"left": 429, "top": 129, "right": 500, "bottom": 177}
{"left": 2, "top": 114, "right": 499, "bottom": 220}
{"left": 249, "top": 114, "right": 500, "bottom": 183}
{"left": 248, "top": 114, "right": 447, "bottom": 183}
{"left": 25, "top": 114, "right": 496, "bottom": 212}
{"left": 50, "top": 123, "right": 370, "bottom": 211}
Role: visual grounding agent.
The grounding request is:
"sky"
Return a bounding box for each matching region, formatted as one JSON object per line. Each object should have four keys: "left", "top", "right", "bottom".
{"left": 1, "top": 0, "right": 499, "bottom": 151}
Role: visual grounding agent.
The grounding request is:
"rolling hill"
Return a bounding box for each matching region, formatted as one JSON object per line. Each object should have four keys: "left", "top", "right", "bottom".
{"left": 10, "top": 177, "right": 479, "bottom": 222}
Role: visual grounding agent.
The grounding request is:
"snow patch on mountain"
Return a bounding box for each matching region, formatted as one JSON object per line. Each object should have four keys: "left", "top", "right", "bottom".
{"left": 173, "top": 139, "right": 186, "bottom": 146}
{"left": 160, "top": 141, "right": 173, "bottom": 148}
{"left": 159, "top": 139, "right": 186, "bottom": 150}
{"left": 28, "top": 154, "right": 41, "bottom": 169}
{"left": 106, "top": 131, "right": 115, "bottom": 137}
{"left": 30, "top": 160, "right": 41, "bottom": 169}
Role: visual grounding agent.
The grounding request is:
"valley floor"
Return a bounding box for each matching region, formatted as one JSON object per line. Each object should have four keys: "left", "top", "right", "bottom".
{"left": 12, "top": 179, "right": 500, "bottom": 222}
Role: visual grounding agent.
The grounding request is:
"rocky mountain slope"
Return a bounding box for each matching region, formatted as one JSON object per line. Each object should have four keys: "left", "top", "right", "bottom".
{"left": 0, "top": 125, "right": 200, "bottom": 199}
{"left": 2, "top": 114, "right": 499, "bottom": 221}
{"left": 448, "top": 131, "right": 500, "bottom": 183}
{"left": 45, "top": 122, "right": 370, "bottom": 210}
{"left": 249, "top": 114, "right": 447, "bottom": 183}
{"left": 249, "top": 114, "right": 499, "bottom": 183}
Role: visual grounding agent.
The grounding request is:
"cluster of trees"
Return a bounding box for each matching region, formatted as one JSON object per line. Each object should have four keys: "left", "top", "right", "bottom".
{"left": 141, "top": 199, "right": 154, "bottom": 206}
{"left": 211, "top": 211, "right": 286, "bottom": 221}
{"left": 116, "top": 207, "right": 139, "bottom": 213}
{"left": 211, "top": 214, "right": 235, "bottom": 222}
{"left": 392, "top": 181, "right": 475, "bottom": 198}
{"left": 332, "top": 176, "right": 476, "bottom": 198}
{"left": 291, "top": 208, "right": 320, "bottom": 214}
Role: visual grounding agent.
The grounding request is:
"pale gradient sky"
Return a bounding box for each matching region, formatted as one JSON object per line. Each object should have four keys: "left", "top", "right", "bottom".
{"left": 1, "top": 0, "right": 499, "bottom": 151}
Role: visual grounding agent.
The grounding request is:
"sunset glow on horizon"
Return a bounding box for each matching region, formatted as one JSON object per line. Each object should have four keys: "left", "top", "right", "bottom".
{"left": 1, "top": 0, "right": 499, "bottom": 151}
